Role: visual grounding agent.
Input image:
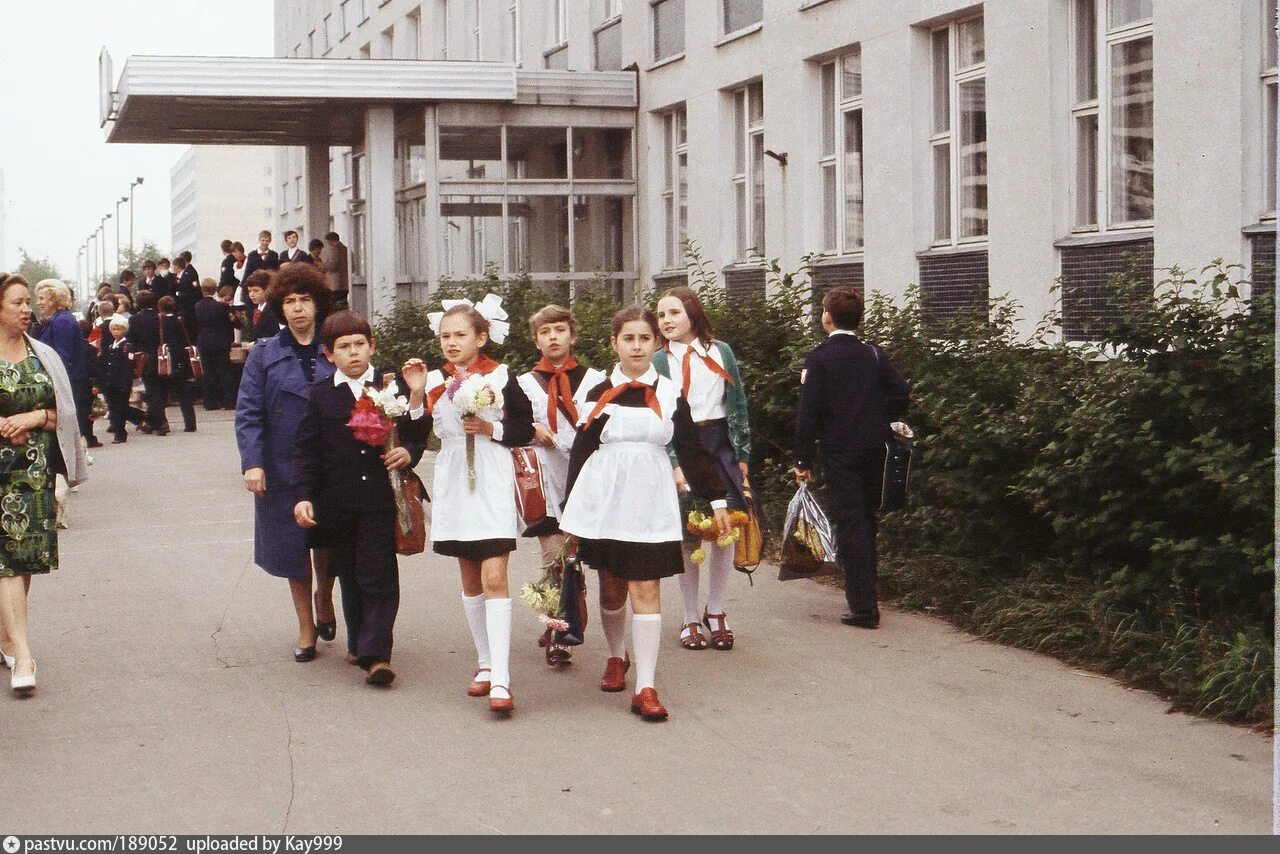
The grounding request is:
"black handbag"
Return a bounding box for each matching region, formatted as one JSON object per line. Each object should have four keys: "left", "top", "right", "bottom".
{"left": 553, "top": 552, "right": 588, "bottom": 646}
{"left": 880, "top": 435, "right": 914, "bottom": 512}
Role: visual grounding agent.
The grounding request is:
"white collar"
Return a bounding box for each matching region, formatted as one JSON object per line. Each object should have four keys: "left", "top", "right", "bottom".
{"left": 828, "top": 329, "right": 859, "bottom": 338}
{"left": 666, "top": 338, "right": 709, "bottom": 358}
{"left": 610, "top": 364, "right": 658, "bottom": 386}
{"left": 334, "top": 365, "right": 375, "bottom": 388}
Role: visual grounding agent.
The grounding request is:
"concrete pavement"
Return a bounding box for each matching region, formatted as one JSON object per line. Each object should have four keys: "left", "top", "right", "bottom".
{"left": 2, "top": 412, "right": 1272, "bottom": 834}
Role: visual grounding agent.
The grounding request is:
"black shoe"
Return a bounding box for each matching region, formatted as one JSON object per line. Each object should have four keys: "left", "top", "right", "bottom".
{"left": 86, "top": 438, "right": 103, "bottom": 448}
{"left": 841, "top": 609, "right": 881, "bottom": 629}
{"left": 316, "top": 620, "right": 337, "bottom": 642}
{"left": 293, "top": 645, "right": 317, "bottom": 662}
{"left": 138, "top": 425, "right": 154, "bottom": 434}
{"left": 365, "top": 662, "right": 396, "bottom": 686}
{"left": 183, "top": 426, "right": 197, "bottom": 433}
{"left": 111, "top": 437, "right": 126, "bottom": 445}
{"left": 156, "top": 424, "right": 170, "bottom": 436}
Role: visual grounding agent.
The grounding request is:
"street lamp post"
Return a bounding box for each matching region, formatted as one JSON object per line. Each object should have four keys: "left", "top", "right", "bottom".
{"left": 128, "top": 177, "right": 144, "bottom": 259}
{"left": 88, "top": 232, "right": 96, "bottom": 287}
{"left": 114, "top": 195, "right": 128, "bottom": 272}
{"left": 98, "top": 213, "right": 112, "bottom": 283}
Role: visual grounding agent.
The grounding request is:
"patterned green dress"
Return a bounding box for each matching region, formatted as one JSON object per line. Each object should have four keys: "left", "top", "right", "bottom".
{"left": 0, "top": 346, "right": 57, "bottom": 576}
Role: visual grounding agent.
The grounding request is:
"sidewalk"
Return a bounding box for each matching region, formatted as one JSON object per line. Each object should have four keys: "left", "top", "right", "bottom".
{"left": 3, "top": 412, "right": 1271, "bottom": 834}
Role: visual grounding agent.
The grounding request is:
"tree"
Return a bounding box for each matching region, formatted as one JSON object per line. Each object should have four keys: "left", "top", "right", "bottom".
{"left": 110, "top": 241, "right": 163, "bottom": 284}
{"left": 13, "top": 248, "right": 61, "bottom": 284}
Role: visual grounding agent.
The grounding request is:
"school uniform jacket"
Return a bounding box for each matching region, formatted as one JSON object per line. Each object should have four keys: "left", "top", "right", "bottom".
{"left": 279, "top": 247, "right": 312, "bottom": 265}
{"left": 101, "top": 338, "right": 134, "bottom": 391}
{"left": 243, "top": 249, "right": 280, "bottom": 280}
{"left": 292, "top": 369, "right": 430, "bottom": 521}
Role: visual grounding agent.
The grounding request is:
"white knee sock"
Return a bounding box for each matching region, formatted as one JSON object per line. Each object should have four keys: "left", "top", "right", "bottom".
{"left": 462, "top": 593, "right": 490, "bottom": 670}
{"left": 600, "top": 604, "right": 627, "bottom": 659}
{"left": 632, "top": 613, "right": 662, "bottom": 692}
{"left": 677, "top": 551, "right": 701, "bottom": 626}
{"left": 485, "top": 597, "right": 513, "bottom": 699}
{"left": 706, "top": 542, "right": 735, "bottom": 619}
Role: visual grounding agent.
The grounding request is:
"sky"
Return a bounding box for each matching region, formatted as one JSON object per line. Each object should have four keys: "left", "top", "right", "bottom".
{"left": 0, "top": 0, "right": 274, "bottom": 281}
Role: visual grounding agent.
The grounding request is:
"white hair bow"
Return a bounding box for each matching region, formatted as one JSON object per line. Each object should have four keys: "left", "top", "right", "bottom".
{"left": 427, "top": 293, "right": 510, "bottom": 345}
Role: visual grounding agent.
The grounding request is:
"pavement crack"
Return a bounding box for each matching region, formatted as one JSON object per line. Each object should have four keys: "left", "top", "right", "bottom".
{"left": 279, "top": 691, "right": 297, "bottom": 834}
{"left": 210, "top": 558, "right": 250, "bottom": 668}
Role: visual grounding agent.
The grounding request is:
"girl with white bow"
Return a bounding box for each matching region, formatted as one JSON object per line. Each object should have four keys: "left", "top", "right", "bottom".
{"left": 403, "top": 294, "right": 534, "bottom": 715}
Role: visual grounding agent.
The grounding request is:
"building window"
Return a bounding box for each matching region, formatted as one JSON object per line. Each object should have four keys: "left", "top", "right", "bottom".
{"left": 652, "top": 0, "right": 684, "bottom": 62}
{"left": 1071, "top": 0, "right": 1154, "bottom": 231}
{"left": 1263, "top": 0, "right": 1277, "bottom": 219}
{"left": 358, "top": 0, "right": 369, "bottom": 21}
{"left": 470, "top": 0, "right": 482, "bottom": 60}
{"left": 594, "top": 12, "right": 622, "bottom": 71}
{"left": 660, "top": 107, "right": 688, "bottom": 269}
{"left": 439, "top": 0, "right": 450, "bottom": 60}
{"left": 549, "top": 0, "right": 568, "bottom": 47}
{"left": 731, "top": 81, "right": 765, "bottom": 258}
{"left": 307, "top": 29, "right": 317, "bottom": 57}
{"left": 340, "top": 0, "right": 353, "bottom": 37}
{"left": 323, "top": 15, "right": 334, "bottom": 52}
{"left": 294, "top": 176, "right": 303, "bottom": 209}
{"left": 407, "top": 9, "right": 421, "bottom": 59}
{"left": 342, "top": 150, "right": 354, "bottom": 188}
{"left": 930, "top": 15, "right": 987, "bottom": 246}
{"left": 723, "top": 0, "right": 763, "bottom": 36}
{"left": 819, "top": 48, "right": 864, "bottom": 254}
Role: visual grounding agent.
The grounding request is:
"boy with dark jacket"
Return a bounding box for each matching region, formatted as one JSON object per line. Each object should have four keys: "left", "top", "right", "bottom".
{"left": 292, "top": 311, "right": 429, "bottom": 686}
{"left": 794, "top": 286, "right": 910, "bottom": 629}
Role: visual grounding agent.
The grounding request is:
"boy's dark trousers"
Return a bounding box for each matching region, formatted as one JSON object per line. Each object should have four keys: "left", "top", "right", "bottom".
{"left": 104, "top": 386, "right": 141, "bottom": 439}
{"left": 824, "top": 448, "right": 885, "bottom": 613}
{"left": 326, "top": 505, "right": 399, "bottom": 668}
{"left": 198, "top": 345, "right": 235, "bottom": 410}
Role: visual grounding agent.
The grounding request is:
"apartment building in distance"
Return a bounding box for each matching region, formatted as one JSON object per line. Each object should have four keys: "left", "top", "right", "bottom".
{"left": 171, "top": 146, "right": 276, "bottom": 281}
{"left": 105, "top": 1, "right": 1276, "bottom": 336}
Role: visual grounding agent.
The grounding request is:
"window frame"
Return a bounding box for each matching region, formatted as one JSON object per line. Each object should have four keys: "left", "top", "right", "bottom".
{"left": 339, "top": 0, "right": 352, "bottom": 39}
{"left": 660, "top": 106, "right": 689, "bottom": 270}
{"left": 651, "top": 0, "right": 686, "bottom": 64}
{"left": 594, "top": 14, "right": 623, "bottom": 71}
{"left": 731, "top": 81, "right": 766, "bottom": 259}
{"left": 1262, "top": 0, "right": 1278, "bottom": 220}
{"left": 818, "top": 48, "right": 865, "bottom": 256}
{"left": 549, "top": 0, "right": 569, "bottom": 49}
{"left": 1070, "top": 0, "right": 1155, "bottom": 233}
{"left": 929, "top": 15, "right": 987, "bottom": 248}
{"left": 509, "top": 0, "right": 522, "bottom": 65}
{"left": 721, "top": 0, "right": 764, "bottom": 39}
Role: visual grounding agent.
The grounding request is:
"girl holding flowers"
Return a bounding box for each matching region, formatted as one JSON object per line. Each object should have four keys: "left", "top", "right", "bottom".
{"left": 560, "top": 307, "right": 731, "bottom": 721}
{"left": 407, "top": 296, "right": 534, "bottom": 714}
{"left": 653, "top": 287, "right": 752, "bottom": 652}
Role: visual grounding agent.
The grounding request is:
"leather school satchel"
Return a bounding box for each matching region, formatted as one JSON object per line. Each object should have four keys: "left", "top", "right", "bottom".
{"left": 511, "top": 446, "right": 554, "bottom": 537}
{"left": 179, "top": 318, "right": 202, "bottom": 381}
{"left": 156, "top": 313, "right": 172, "bottom": 377}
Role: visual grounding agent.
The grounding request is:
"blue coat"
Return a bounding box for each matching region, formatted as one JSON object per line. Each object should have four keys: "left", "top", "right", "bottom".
{"left": 234, "top": 331, "right": 336, "bottom": 579}
{"left": 37, "top": 309, "right": 87, "bottom": 382}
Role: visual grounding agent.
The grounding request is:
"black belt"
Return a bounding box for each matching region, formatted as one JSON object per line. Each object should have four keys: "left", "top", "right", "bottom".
{"left": 693, "top": 417, "right": 727, "bottom": 428}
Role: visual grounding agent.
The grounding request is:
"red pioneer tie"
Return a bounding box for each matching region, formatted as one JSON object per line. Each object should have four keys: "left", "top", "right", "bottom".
{"left": 534, "top": 355, "right": 580, "bottom": 432}
{"left": 583, "top": 381, "right": 662, "bottom": 429}
{"left": 673, "top": 342, "right": 734, "bottom": 399}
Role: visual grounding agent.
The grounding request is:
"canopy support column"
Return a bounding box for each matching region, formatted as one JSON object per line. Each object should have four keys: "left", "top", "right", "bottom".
{"left": 364, "top": 107, "right": 397, "bottom": 319}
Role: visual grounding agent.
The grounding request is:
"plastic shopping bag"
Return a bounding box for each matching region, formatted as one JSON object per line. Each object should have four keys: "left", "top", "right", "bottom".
{"left": 778, "top": 483, "right": 840, "bottom": 581}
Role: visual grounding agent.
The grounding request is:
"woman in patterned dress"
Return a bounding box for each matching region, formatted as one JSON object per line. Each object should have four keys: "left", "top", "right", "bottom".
{"left": 0, "top": 274, "right": 90, "bottom": 695}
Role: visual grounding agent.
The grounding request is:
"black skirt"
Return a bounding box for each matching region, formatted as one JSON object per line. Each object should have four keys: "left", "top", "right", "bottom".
{"left": 579, "top": 538, "right": 685, "bottom": 580}
{"left": 433, "top": 538, "right": 516, "bottom": 561}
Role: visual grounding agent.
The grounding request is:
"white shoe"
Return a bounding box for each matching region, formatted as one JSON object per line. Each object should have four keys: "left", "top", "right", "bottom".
{"left": 0, "top": 646, "right": 13, "bottom": 669}
{"left": 11, "top": 660, "right": 35, "bottom": 694}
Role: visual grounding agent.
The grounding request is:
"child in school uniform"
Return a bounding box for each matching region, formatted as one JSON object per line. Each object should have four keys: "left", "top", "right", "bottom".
{"left": 560, "top": 307, "right": 732, "bottom": 721}
{"left": 403, "top": 295, "right": 534, "bottom": 714}
{"left": 291, "top": 310, "right": 429, "bottom": 687}
{"left": 653, "top": 287, "right": 752, "bottom": 652}
{"left": 515, "top": 305, "right": 606, "bottom": 655}
{"left": 99, "top": 315, "right": 142, "bottom": 443}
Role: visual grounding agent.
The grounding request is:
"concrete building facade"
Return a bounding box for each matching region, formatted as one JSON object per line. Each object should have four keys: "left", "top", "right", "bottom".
{"left": 105, "top": 1, "right": 1276, "bottom": 335}
{"left": 170, "top": 146, "right": 277, "bottom": 282}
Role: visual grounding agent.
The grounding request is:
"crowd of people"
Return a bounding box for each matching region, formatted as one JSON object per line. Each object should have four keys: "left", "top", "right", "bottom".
{"left": 0, "top": 229, "right": 910, "bottom": 718}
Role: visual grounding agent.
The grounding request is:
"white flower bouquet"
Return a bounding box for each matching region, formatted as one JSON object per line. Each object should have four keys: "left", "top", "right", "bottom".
{"left": 446, "top": 371, "right": 505, "bottom": 490}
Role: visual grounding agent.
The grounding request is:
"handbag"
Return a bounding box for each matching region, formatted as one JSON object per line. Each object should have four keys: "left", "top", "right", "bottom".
{"left": 880, "top": 434, "right": 914, "bottom": 512}
{"left": 553, "top": 551, "right": 588, "bottom": 646}
{"left": 733, "top": 486, "right": 765, "bottom": 579}
{"left": 229, "top": 344, "right": 247, "bottom": 365}
{"left": 178, "top": 319, "right": 202, "bottom": 381}
{"left": 392, "top": 469, "right": 429, "bottom": 556}
{"left": 156, "top": 313, "right": 172, "bottom": 377}
{"left": 512, "top": 446, "right": 555, "bottom": 537}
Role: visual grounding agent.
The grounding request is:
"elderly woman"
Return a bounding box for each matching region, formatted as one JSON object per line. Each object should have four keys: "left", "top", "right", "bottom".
{"left": 0, "top": 274, "right": 89, "bottom": 694}
{"left": 34, "top": 280, "right": 97, "bottom": 449}
{"left": 235, "top": 263, "right": 339, "bottom": 662}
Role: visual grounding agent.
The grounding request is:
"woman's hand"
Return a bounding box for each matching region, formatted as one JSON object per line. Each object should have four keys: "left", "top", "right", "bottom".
{"left": 382, "top": 447, "right": 411, "bottom": 470}
{"left": 532, "top": 425, "right": 556, "bottom": 448}
{"left": 293, "top": 501, "right": 317, "bottom": 528}
{"left": 0, "top": 410, "right": 43, "bottom": 443}
{"left": 712, "top": 508, "right": 732, "bottom": 539}
{"left": 243, "top": 467, "right": 267, "bottom": 495}
{"left": 461, "top": 415, "right": 494, "bottom": 437}
{"left": 673, "top": 466, "right": 688, "bottom": 493}
{"left": 739, "top": 461, "right": 751, "bottom": 488}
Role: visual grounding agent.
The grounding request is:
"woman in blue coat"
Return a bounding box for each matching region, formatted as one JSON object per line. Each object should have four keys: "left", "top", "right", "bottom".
{"left": 235, "top": 265, "right": 338, "bottom": 662}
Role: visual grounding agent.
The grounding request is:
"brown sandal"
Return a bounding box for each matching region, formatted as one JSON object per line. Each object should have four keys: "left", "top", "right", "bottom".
{"left": 680, "top": 622, "right": 708, "bottom": 650}
{"left": 703, "top": 610, "right": 734, "bottom": 651}
{"left": 467, "top": 667, "right": 491, "bottom": 697}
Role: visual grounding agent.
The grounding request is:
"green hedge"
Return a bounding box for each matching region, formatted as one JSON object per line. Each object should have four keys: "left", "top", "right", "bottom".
{"left": 372, "top": 255, "right": 1274, "bottom": 724}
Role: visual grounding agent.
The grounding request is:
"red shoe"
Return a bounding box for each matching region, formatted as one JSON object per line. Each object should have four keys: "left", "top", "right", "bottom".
{"left": 600, "top": 654, "right": 630, "bottom": 693}
{"left": 467, "top": 668, "right": 491, "bottom": 697}
{"left": 489, "top": 686, "right": 514, "bottom": 714}
{"left": 630, "top": 687, "right": 668, "bottom": 721}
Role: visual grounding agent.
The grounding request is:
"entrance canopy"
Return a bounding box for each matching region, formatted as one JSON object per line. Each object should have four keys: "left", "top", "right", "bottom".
{"left": 99, "top": 51, "right": 636, "bottom": 146}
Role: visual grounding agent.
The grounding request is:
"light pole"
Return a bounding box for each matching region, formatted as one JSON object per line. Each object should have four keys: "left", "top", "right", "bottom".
{"left": 114, "top": 195, "right": 128, "bottom": 272}
{"left": 88, "top": 232, "right": 96, "bottom": 287}
{"left": 98, "top": 213, "right": 112, "bottom": 282}
{"left": 76, "top": 245, "right": 84, "bottom": 300}
{"left": 128, "top": 177, "right": 144, "bottom": 259}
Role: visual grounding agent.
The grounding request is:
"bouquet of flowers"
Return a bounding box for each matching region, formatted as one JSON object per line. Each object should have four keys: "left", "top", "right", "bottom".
{"left": 445, "top": 371, "right": 504, "bottom": 491}
{"left": 679, "top": 489, "right": 749, "bottom": 567}
{"left": 519, "top": 566, "right": 567, "bottom": 634}
{"left": 346, "top": 376, "right": 414, "bottom": 537}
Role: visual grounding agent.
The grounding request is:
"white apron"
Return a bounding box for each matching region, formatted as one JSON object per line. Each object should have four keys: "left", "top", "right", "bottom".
{"left": 427, "top": 366, "right": 519, "bottom": 543}
{"left": 558, "top": 377, "right": 682, "bottom": 544}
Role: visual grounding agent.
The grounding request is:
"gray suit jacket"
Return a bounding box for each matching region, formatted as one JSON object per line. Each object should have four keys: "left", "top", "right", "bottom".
{"left": 26, "top": 334, "right": 90, "bottom": 487}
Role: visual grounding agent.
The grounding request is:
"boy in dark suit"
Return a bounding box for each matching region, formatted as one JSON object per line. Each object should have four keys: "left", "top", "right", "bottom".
{"left": 292, "top": 311, "right": 429, "bottom": 686}
{"left": 194, "top": 279, "right": 236, "bottom": 410}
{"left": 244, "top": 230, "right": 280, "bottom": 280}
{"left": 794, "top": 286, "right": 910, "bottom": 629}
{"left": 100, "top": 316, "right": 143, "bottom": 443}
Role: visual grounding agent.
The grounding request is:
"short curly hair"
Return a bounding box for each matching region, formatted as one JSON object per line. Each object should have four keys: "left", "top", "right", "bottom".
{"left": 266, "top": 262, "right": 333, "bottom": 322}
